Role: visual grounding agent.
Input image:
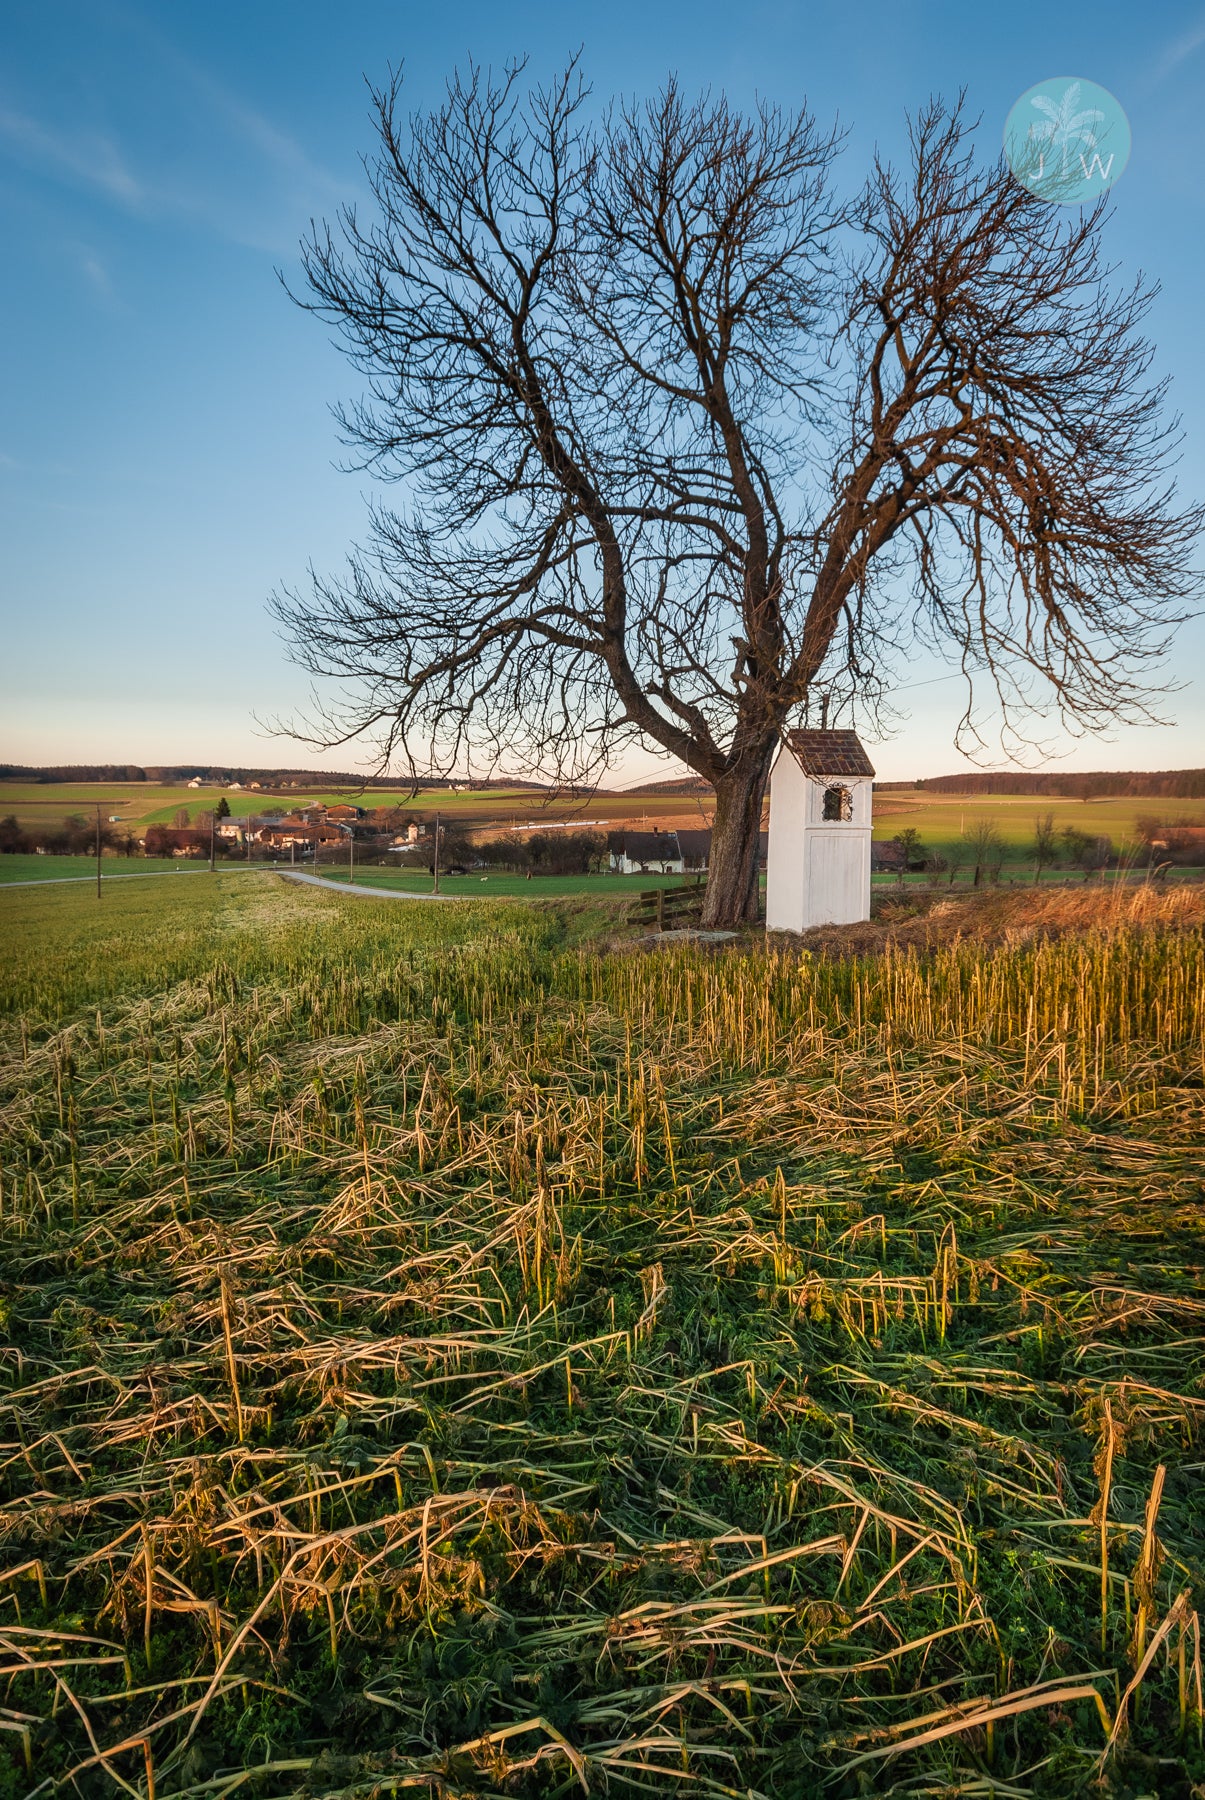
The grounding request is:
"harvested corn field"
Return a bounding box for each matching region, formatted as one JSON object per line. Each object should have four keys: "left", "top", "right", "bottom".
{"left": 1, "top": 875, "right": 1202, "bottom": 1798}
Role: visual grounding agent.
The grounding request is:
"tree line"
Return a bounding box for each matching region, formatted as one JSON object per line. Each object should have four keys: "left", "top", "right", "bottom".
{"left": 0, "top": 815, "right": 140, "bottom": 857}
{"left": 0, "top": 764, "right": 548, "bottom": 789}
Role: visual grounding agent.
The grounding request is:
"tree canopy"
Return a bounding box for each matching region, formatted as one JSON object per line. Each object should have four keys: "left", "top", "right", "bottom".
{"left": 274, "top": 61, "right": 1201, "bottom": 923}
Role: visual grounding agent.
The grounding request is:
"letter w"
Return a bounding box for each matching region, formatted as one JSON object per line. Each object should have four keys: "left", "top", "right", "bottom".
{"left": 1079, "top": 151, "right": 1115, "bottom": 181}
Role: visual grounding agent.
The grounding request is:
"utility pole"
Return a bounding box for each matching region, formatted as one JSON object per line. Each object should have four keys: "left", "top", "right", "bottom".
{"left": 432, "top": 810, "right": 440, "bottom": 895}
{"left": 209, "top": 808, "right": 216, "bottom": 873}
{"left": 95, "top": 805, "right": 102, "bottom": 900}
{"left": 348, "top": 823, "right": 355, "bottom": 884}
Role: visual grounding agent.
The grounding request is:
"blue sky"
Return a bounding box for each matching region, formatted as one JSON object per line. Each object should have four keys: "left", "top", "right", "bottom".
{"left": 2, "top": 0, "right": 1203, "bottom": 781}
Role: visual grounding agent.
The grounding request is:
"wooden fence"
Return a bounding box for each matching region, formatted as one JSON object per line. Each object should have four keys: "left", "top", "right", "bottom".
{"left": 627, "top": 879, "right": 708, "bottom": 931}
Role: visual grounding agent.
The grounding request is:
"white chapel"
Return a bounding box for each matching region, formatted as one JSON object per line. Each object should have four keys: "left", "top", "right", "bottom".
{"left": 765, "top": 729, "right": 875, "bottom": 933}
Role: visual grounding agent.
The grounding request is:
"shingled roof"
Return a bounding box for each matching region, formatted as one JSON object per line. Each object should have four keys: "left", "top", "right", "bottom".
{"left": 612, "top": 830, "right": 682, "bottom": 863}
{"left": 783, "top": 729, "right": 875, "bottom": 779}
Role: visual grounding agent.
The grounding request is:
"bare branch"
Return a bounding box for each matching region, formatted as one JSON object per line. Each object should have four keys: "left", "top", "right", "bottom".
{"left": 272, "top": 73, "right": 1202, "bottom": 923}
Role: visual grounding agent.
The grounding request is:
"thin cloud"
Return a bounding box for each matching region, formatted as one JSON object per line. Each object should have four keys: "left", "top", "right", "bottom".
{"left": 179, "top": 63, "right": 355, "bottom": 206}
{"left": 0, "top": 12, "right": 355, "bottom": 254}
{"left": 77, "top": 248, "right": 117, "bottom": 302}
{"left": 0, "top": 105, "right": 143, "bottom": 206}
{"left": 1148, "top": 10, "right": 1205, "bottom": 85}
{"left": 119, "top": 6, "right": 355, "bottom": 207}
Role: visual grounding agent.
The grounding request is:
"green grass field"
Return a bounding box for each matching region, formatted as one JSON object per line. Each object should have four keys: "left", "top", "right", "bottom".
{"left": 3, "top": 851, "right": 1200, "bottom": 895}
{"left": 307, "top": 863, "right": 1205, "bottom": 899}
{"left": 0, "top": 781, "right": 233, "bottom": 833}
{"left": 136, "top": 787, "right": 568, "bottom": 828}
{"left": 872, "top": 790, "right": 1205, "bottom": 852}
{"left": 0, "top": 853, "right": 213, "bottom": 884}
{"left": 308, "top": 867, "right": 700, "bottom": 899}
{"left": 1, "top": 875, "right": 1202, "bottom": 1797}
{"left": 0, "top": 781, "right": 569, "bottom": 833}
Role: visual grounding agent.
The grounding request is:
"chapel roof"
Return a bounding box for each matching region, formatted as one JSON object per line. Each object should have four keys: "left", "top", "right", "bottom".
{"left": 783, "top": 729, "right": 876, "bottom": 779}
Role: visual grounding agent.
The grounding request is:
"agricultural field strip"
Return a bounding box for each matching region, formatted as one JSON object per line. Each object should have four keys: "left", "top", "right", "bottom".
{"left": 0, "top": 878, "right": 1201, "bottom": 1794}
{"left": 6, "top": 779, "right": 1204, "bottom": 849}
{"left": 0, "top": 783, "right": 698, "bottom": 835}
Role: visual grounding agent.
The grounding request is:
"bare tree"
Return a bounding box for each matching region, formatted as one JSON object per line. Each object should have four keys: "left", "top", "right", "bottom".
{"left": 0, "top": 815, "right": 30, "bottom": 855}
{"left": 1083, "top": 834, "right": 1114, "bottom": 880}
{"left": 1031, "top": 811, "right": 1058, "bottom": 884}
{"left": 274, "top": 62, "right": 1200, "bottom": 926}
{"left": 944, "top": 839, "right": 967, "bottom": 886}
{"left": 967, "top": 817, "right": 1006, "bottom": 886}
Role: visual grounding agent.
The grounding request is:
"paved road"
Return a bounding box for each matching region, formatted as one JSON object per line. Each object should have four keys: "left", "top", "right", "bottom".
{"left": 0, "top": 866, "right": 456, "bottom": 897}
{"left": 280, "top": 871, "right": 457, "bottom": 901}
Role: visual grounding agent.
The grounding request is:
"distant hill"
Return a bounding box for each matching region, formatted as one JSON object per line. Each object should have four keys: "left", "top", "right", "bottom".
{"left": 619, "top": 775, "right": 713, "bottom": 797}
{"left": 0, "top": 764, "right": 157, "bottom": 784}
{"left": 4, "top": 762, "right": 1201, "bottom": 801}
{"left": 616, "top": 768, "right": 1205, "bottom": 800}
{"left": 615, "top": 767, "right": 1205, "bottom": 801}
{"left": 876, "top": 769, "right": 1205, "bottom": 800}
{"left": 0, "top": 764, "right": 546, "bottom": 790}
{"left": 0, "top": 760, "right": 709, "bottom": 799}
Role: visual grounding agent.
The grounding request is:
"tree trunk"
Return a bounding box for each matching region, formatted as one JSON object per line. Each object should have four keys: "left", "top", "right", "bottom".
{"left": 702, "top": 751, "right": 774, "bottom": 929}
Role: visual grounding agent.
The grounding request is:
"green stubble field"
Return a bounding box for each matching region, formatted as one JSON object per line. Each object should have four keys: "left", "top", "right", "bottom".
{"left": 0, "top": 872, "right": 1202, "bottom": 1796}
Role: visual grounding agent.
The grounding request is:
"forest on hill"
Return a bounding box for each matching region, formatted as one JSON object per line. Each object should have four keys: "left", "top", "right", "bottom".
{"left": 0, "top": 764, "right": 546, "bottom": 789}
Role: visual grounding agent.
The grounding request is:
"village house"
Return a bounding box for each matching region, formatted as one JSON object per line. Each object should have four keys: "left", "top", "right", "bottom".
{"left": 675, "top": 828, "right": 713, "bottom": 872}
{"left": 215, "top": 810, "right": 346, "bottom": 852}
{"left": 258, "top": 822, "right": 344, "bottom": 852}
{"left": 385, "top": 822, "right": 427, "bottom": 854}
{"left": 1143, "top": 824, "right": 1205, "bottom": 863}
{"left": 216, "top": 812, "right": 277, "bottom": 844}
{"left": 870, "top": 840, "right": 907, "bottom": 875}
{"left": 607, "top": 826, "right": 765, "bottom": 877}
{"left": 608, "top": 828, "right": 685, "bottom": 875}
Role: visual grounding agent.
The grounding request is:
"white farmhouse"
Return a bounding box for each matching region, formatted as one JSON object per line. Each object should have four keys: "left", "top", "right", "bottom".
{"left": 608, "top": 829, "right": 684, "bottom": 875}
{"left": 766, "top": 729, "right": 875, "bottom": 933}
